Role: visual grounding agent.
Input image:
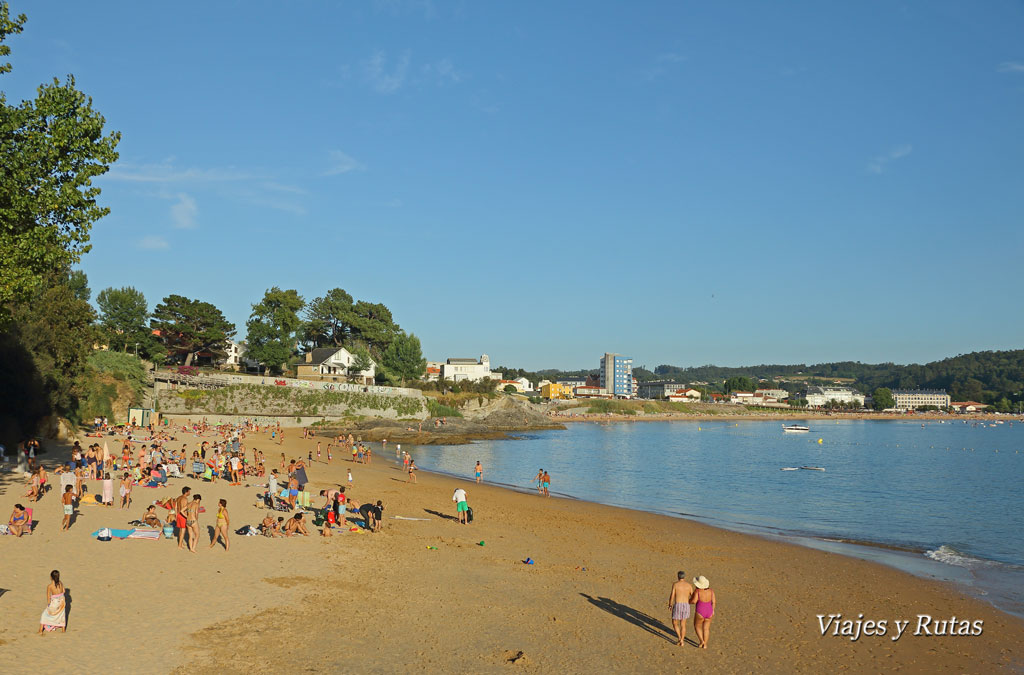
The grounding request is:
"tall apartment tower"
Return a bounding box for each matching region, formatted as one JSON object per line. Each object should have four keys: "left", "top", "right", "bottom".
{"left": 599, "top": 352, "right": 634, "bottom": 398}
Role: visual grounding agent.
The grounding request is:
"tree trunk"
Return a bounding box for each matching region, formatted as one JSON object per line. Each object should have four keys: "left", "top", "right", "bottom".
{"left": 185, "top": 351, "right": 194, "bottom": 367}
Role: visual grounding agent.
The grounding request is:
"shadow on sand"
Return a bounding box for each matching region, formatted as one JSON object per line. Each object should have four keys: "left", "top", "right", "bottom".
{"left": 579, "top": 593, "right": 679, "bottom": 644}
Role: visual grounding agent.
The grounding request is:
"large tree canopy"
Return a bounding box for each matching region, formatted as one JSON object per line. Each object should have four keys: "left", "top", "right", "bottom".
{"left": 350, "top": 300, "right": 399, "bottom": 359}
{"left": 96, "top": 286, "right": 149, "bottom": 352}
{"left": 245, "top": 287, "right": 304, "bottom": 374}
{"left": 0, "top": 5, "right": 120, "bottom": 313}
{"left": 302, "top": 287, "right": 354, "bottom": 348}
{"left": 151, "top": 294, "right": 235, "bottom": 366}
{"left": 381, "top": 332, "right": 426, "bottom": 385}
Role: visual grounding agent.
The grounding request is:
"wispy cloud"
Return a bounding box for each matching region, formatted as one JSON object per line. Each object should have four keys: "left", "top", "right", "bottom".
{"left": 997, "top": 61, "right": 1024, "bottom": 73}
{"left": 325, "top": 150, "right": 366, "bottom": 176}
{"left": 867, "top": 144, "right": 913, "bottom": 174}
{"left": 107, "top": 161, "right": 256, "bottom": 183}
{"left": 138, "top": 235, "right": 169, "bottom": 250}
{"left": 363, "top": 50, "right": 411, "bottom": 94}
{"left": 642, "top": 51, "right": 687, "bottom": 81}
{"left": 421, "top": 58, "right": 462, "bottom": 85}
{"left": 170, "top": 193, "right": 198, "bottom": 228}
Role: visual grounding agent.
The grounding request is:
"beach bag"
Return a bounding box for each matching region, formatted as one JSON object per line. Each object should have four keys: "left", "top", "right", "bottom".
{"left": 162, "top": 524, "right": 174, "bottom": 539}
{"left": 97, "top": 527, "right": 112, "bottom": 542}
{"left": 466, "top": 506, "right": 474, "bottom": 524}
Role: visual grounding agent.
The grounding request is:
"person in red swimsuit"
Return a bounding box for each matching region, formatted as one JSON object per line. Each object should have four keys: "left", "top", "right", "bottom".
{"left": 175, "top": 487, "right": 191, "bottom": 550}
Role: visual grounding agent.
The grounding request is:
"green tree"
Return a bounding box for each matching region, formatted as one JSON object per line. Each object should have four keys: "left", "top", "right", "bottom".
{"left": 302, "top": 287, "right": 354, "bottom": 349}
{"left": 724, "top": 376, "right": 757, "bottom": 393}
{"left": 151, "top": 294, "right": 235, "bottom": 366}
{"left": 350, "top": 300, "right": 399, "bottom": 358}
{"left": 872, "top": 387, "right": 895, "bottom": 411}
{"left": 503, "top": 384, "right": 517, "bottom": 394}
{"left": 96, "top": 286, "right": 149, "bottom": 352}
{"left": 245, "top": 287, "right": 304, "bottom": 374}
{"left": 347, "top": 345, "right": 373, "bottom": 379}
{"left": 0, "top": 5, "right": 120, "bottom": 314}
{"left": 381, "top": 332, "right": 426, "bottom": 385}
{"left": 67, "top": 269, "right": 90, "bottom": 302}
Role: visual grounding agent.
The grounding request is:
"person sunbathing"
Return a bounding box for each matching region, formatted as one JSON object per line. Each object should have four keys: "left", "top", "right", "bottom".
{"left": 260, "top": 514, "right": 283, "bottom": 538}
{"left": 8, "top": 504, "right": 28, "bottom": 536}
{"left": 283, "top": 513, "right": 309, "bottom": 537}
{"left": 141, "top": 505, "right": 161, "bottom": 528}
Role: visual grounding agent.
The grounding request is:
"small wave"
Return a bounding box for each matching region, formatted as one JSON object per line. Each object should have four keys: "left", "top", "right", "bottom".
{"left": 925, "top": 545, "right": 999, "bottom": 569}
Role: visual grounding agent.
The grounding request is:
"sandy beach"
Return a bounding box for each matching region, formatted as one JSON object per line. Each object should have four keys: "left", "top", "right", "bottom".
{"left": 1, "top": 427, "right": 1021, "bottom": 673}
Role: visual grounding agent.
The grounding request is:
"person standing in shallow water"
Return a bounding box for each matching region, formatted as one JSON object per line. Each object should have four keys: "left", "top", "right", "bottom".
{"left": 668, "top": 571, "right": 693, "bottom": 647}
{"left": 474, "top": 461, "right": 483, "bottom": 484}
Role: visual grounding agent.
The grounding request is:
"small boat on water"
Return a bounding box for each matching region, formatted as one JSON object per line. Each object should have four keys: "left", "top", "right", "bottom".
{"left": 783, "top": 425, "right": 810, "bottom": 433}
{"left": 780, "top": 467, "right": 799, "bottom": 471}
{"left": 800, "top": 466, "right": 825, "bottom": 471}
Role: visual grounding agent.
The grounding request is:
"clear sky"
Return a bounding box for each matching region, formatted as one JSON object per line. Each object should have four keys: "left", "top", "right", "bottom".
{"left": 6, "top": 1, "right": 1023, "bottom": 371}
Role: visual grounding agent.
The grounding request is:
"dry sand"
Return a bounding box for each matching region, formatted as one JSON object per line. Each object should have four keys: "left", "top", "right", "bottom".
{"left": 1, "top": 428, "right": 1021, "bottom": 673}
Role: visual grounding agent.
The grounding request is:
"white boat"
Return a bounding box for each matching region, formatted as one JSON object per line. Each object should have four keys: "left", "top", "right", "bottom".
{"left": 800, "top": 466, "right": 825, "bottom": 471}
{"left": 783, "top": 425, "right": 810, "bottom": 433}
{"left": 780, "top": 467, "right": 799, "bottom": 471}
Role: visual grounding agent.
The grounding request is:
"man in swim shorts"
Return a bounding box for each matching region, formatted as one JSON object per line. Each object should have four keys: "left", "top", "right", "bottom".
{"left": 668, "top": 570, "right": 694, "bottom": 647}
{"left": 175, "top": 487, "right": 191, "bottom": 550}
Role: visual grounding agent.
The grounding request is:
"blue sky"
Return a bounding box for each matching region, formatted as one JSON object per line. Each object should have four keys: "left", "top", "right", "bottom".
{"left": 6, "top": 1, "right": 1024, "bottom": 370}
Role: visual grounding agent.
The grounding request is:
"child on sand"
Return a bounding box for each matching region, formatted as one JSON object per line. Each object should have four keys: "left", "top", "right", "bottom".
{"left": 347, "top": 469, "right": 353, "bottom": 486}
{"left": 119, "top": 472, "right": 132, "bottom": 509}
{"left": 61, "top": 485, "right": 74, "bottom": 530}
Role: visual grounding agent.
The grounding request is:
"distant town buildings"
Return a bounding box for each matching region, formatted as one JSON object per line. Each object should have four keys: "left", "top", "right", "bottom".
{"left": 439, "top": 355, "right": 503, "bottom": 383}
{"left": 541, "top": 382, "right": 572, "bottom": 400}
{"left": 951, "top": 401, "right": 988, "bottom": 412}
{"left": 892, "top": 389, "right": 951, "bottom": 411}
{"left": 556, "top": 376, "right": 588, "bottom": 389}
{"left": 755, "top": 388, "right": 789, "bottom": 401}
{"left": 638, "top": 382, "right": 701, "bottom": 401}
{"left": 805, "top": 386, "right": 865, "bottom": 408}
{"left": 599, "top": 352, "right": 633, "bottom": 398}
{"left": 667, "top": 388, "right": 702, "bottom": 402}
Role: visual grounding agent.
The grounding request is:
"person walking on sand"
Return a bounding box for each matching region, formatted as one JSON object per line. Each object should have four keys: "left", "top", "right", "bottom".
{"left": 474, "top": 461, "right": 483, "bottom": 484}
{"left": 39, "top": 570, "right": 66, "bottom": 634}
{"left": 61, "top": 485, "right": 74, "bottom": 530}
{"left": 690, "top": 576, "right": 716, "bottom": 649}
{"left": 175, "top": 487, "right": 191, "bottom": 550}
{"left": 668, "top": 571, "right": 694, "bottom": 647}
{"left": 541, "top": 470, "right": 551, "bottom": 497}
{"left": 209, "top": 499, "right": 229, "bottom": 551}
{"left": 452, "top": 487, "right": 469, "bottom": 524}
{"left": 407, "top": 459, "right": 417, "bottom": 483}
{"left": 534, "top": 469, "right": 544, "bottom": 494}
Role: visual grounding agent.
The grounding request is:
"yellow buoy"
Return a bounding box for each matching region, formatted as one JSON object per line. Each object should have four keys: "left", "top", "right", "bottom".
{"left": 817, "top": 438, "right": 823, "bottom": 444}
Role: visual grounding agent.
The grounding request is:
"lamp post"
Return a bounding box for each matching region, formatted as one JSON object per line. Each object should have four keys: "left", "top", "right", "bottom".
{"left": 134, "top": 342, "right": 139, "bottom": 357}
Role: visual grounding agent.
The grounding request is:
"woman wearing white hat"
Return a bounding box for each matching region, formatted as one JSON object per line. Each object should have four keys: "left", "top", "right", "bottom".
{"left": 689, "top": 575, "right": 715, "bottom": 649}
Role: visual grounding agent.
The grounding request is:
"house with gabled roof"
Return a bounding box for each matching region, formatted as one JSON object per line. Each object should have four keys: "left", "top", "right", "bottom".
{"left": 296, "top": 346, "right": 376, "bottom": 384}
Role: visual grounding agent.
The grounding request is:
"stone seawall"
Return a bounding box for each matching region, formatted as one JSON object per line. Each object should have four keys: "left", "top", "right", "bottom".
{"left": 156, "top": 384, "right": 428, "bottom": 420}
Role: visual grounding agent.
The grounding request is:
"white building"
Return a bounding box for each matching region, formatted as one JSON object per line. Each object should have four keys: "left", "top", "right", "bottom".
{"left": 805, "top": 386, "right": 865, "bottom": 408}
{"left": 537, "top": 379, "right": 553, "bottom": 390}
{"left": 668, "top": 388, "right": 702, "bottom": 402}
{"left": 730, "top": 392, "right": 756, "bottom": 405}
{"left": 557, "top": 376, "right": 588, "bottom": 388}
{"left": 297, "top": 347, "right": 376, "bottom": 383}
{"left": 755, "top": 388, "right": 789, "bottom": 400}
{"left": 440, "top": 355, "right": 503, "bottom": 383}
{"left": 893, "top": 389, "right": 951, "bottom": 411}
{"left": 223, "top": 340, "right": 259, "bottom": 371}
{"left": 513, "top": 376, "right": 532, "bottom": 392}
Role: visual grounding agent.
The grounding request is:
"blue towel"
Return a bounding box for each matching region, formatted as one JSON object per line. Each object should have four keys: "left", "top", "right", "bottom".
{"left": 90, "top": 528, "right": 133, "bottom": 539}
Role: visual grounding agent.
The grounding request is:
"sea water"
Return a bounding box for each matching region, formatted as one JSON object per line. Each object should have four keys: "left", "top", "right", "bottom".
{"left": 407, "top": 419, "right": 1024, "bottom": 617}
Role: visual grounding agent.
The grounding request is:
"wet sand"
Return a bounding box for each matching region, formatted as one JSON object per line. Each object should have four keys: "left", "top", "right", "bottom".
{"left": 1, "top": 428, "right": 1021, "bottom": 673}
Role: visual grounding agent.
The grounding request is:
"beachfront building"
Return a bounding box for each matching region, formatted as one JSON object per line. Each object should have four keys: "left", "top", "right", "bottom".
{"left": 296, "top": 347, "right": 377, "bottom": 384}
{"left": 513, "top": 376, "right": 533, "bottom": 392}
{"left": 805, "top": 386, "right": 865, "bottom": 408}
{"left": 541, "top": 382, "right": 573, "bottom": 400}
{"left": 892, "top": 389, "right": 951, "bottom": 411}
{"left": 668, "top": 388, "right": 702, "bottom": 403}
{"left": 557, "top": 376, "right": 588, "bottom": 389}
{"left": 575, "top": 385, "right": 611, "bottom": 398}
{"left": 440, "top": 355, "right": 503, "bottom": 383}
{"left": 755, "top": 388, "right": 789, "bottom": 401}
{"left": 222, "top": 340, "right": 259, "bottom": 371}
{"left": 423, "top": 361, "right": 443, "bottom": 382}
{"left": 599, "top": 353, "right": 634, "bottom": 398}
{"left": 537, "top": 379, "right": 552, "bottom": 390}
{"left": 637, "top": 381, "right": 699, "bottom": 400}
{"left": 498, "top": 379, "right": 525, "bottom": 393}
{"left": 951, "top": 401, "right": 988, "bottom": 413}
{"left": 730, "top": 391, "right": 756, "bottom": 405}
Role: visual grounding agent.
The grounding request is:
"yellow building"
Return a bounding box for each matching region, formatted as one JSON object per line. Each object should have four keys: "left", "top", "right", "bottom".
{"left": 541, "top": 382, "right": 573, "bottom": 400}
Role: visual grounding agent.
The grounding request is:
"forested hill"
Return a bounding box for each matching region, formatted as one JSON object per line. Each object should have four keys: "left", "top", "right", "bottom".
{"left": 651, "top": 350, "right": 1024, "bottom": 404}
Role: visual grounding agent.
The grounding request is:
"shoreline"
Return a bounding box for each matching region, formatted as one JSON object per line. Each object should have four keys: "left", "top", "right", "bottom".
{"left": 4, "top": 429, "right": 1022, "bottom": 672}
{"left": 552, "top": 410, "right": 1016, "bottom": 423}
{"left": 409, "top": 458, "right": 1024, "bottom": 620}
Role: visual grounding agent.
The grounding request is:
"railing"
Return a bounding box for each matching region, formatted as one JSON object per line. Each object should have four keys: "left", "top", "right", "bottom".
{"left": 152, "top": 370, "right": 422, "bottom": 397}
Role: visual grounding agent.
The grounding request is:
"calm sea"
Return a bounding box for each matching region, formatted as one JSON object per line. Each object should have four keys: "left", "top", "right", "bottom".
{"left": 405, "top": 419, "right": 1024, "bottom": 617}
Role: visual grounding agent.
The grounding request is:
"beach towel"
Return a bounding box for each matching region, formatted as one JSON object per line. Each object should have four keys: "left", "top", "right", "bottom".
{"left": 294, "top": 466, "right": 309, "bottom": 486}
{"left": 102, "top": 479, "right": 114, "bottom": 504}
{"left": 90, "top": 528, "right": 133, "bottom": 539}
{"left": 299, "top": 491, "right": 312, "bottom": 508}
{"left": 78, "top": 493, "right": 102, "bottom": 505}
{"left": 127, "top": 528, "right": 160, "bottom": 540}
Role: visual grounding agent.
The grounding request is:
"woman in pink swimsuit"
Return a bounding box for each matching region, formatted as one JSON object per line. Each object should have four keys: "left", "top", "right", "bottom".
{"left": 690, "top": 575, "right": 716, "bottom": 649}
